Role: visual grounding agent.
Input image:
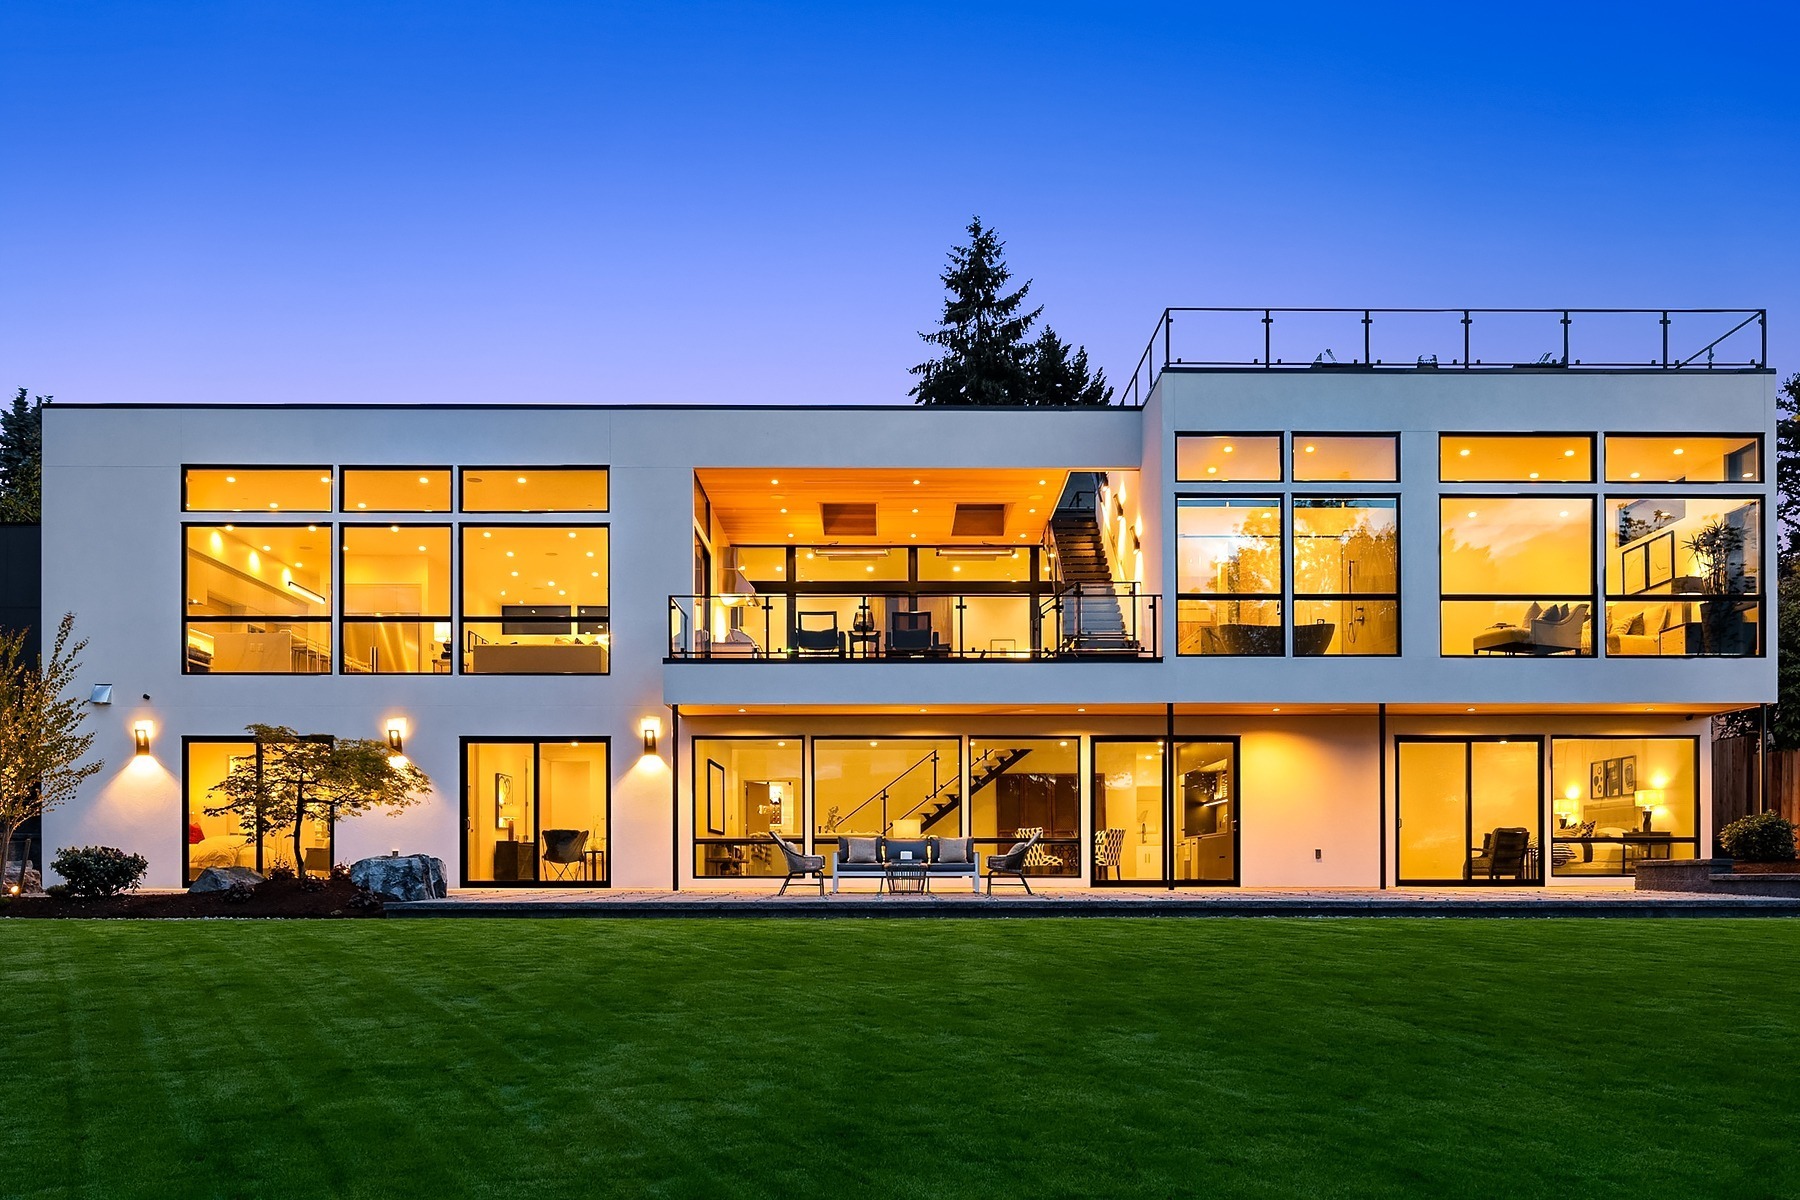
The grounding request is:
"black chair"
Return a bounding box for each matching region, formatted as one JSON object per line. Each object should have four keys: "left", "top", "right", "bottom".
{"left": 984, "top": 831, "right": 1042, "bottom": 895}
{"left": 542, "top": 829, "right": 589, "bottom": 881}
{"left": 1467, "top": 827, "right": 1530, "bottom": 881}
{"left": 793, "top": 612, "right": 845, "bottom": 657}
{"left": 769, "top": 832, "right": 825, "bottom": 895}
{"left": 886, "top": 610, "right": 941, "bottom": 656}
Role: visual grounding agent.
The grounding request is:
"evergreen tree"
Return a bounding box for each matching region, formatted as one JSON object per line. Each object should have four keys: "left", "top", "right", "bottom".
{"left": 0, "top": 389, "right": 46, "bottom": 524}
{"left": 910, "top": 218, "right": 1041, "bottom": 406}
{"left": 911, "top": 219, "right": 1113, "bottom": 407}
{"left": 1023, "top": 326, "right": 1113, "bottom": 407}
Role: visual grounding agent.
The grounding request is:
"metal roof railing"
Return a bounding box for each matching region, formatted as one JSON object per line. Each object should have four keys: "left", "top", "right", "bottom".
{"left": 1118, "top": 307, "right": 1767, "bottom": 407}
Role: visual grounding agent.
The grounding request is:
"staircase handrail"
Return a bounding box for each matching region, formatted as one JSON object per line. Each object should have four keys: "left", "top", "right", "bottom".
{"left": 824, "top": 750, "right": 939, "bottom": 832}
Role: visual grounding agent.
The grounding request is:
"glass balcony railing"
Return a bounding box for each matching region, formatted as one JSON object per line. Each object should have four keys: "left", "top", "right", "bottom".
{"left": 667, "top": 586, "right": 1159, "bottom": 661}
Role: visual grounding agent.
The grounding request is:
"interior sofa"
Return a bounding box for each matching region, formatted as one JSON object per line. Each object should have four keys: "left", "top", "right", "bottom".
{"left": 831, "top": 835, "right": 980, "bottom": 893}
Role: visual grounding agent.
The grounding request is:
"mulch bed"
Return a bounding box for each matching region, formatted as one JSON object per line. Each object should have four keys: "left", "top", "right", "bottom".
{"left": 1, "top": 876, "right": 383, "bottom": 919}
{"left": 1730, "top": 861, "right": 1800, "bottom": 875}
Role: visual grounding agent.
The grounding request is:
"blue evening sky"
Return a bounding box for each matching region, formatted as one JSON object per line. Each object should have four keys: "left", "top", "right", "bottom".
{"left": 2, "top": 2, "right": 1794, "bottom": 406}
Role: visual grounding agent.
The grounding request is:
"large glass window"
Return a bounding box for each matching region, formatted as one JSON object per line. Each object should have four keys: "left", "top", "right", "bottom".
{"left": 1175, "top": 435, "right": 1282, "bottom": 482}
{"left": 794, "top": 547, "right": 907, "bottom": 582}
{"left": 184, "top": 467, "right": 333, "bottom": 513}
{"left": 342, "top": 525, "right": 452, "bottom": 674}
{"left": 1092, "top": 739, "right": 1238, "bottom": 884}
{"left": 1605, "top": 497, "right": 1761, "bottom": 656}
{"left": 1440, "top": 498, "right": 1594, "bottom": 656}
{"left": 1550, "top": 737, "right": 1699, "bottom": 876}
{"left": 1292, "top": 498, "right": 1398, "bottom": 655}
{"left": 1293, "top": 435, "right": 1399, "bottom": 482}
{"left": 464, "top": 739, "right": 609, "bottom": 885}
{"left": 694, "top": 738, "right": 804, "bottom": 878}
{"left": 342, "top": 468, "right": 452, "bottom": 513}
{"left": 812, "top": 737, "right": 960, "bottom": 865}
{"left": 968, "top": 738, "right": 1078, "bottom": 877}
{"left": 184, "top": 524, "right": 333, "bottom": 673}
{"left": 1439, "top": 434, "right": 1593, "bottom": 482}
{"left": 461, "top": 467, "right": 608, "bottom": 513}
{"left": 918, "top": 548, "right": 1033, "bottom": 583}
{"left": 1396, "top": 738, "right": 1542, "bottom": 884}
{"left": 184, "top": 739, "right": 331, "bottom": 881}
{"left": 1605, "top": 435, "right": 1760, "bottom": 483}
{"left": 461, "top": 526, "right": 609, "bottom": 674}
{"left": 1177, "top": 498, "right": 1283, "bottom": 655}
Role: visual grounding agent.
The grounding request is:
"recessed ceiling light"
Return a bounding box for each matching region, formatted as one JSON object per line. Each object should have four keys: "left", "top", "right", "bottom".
{"left": 1672, "top": 448, "right": 1684, "bottom": 456}
{"left": 1630, "top": 472, "right": 1641, "bottom": 479}
{"left": 261, "top": 544, "right": 272, "bottom": 551}
{"left": 1037, "top": 478, "right": 1046, "bottom": 485}
{"left": 1528, "top": 472, "right": 1540, "bottom": 479}
{"left": 1207, "top": 466, "right": 1218, "bottom": 475}
{"left": 306, "top": 525, "right": 317, "bottom": 532}
{"left": 1223, "top": 445, "right": 1235, "bottom": 453}
{"left": 390, "top": 525, "right": 400, "bottom": 532}
{"left": 1028, "top": 508, "right": 1037, "bottom": 514}
{"left": 319, "top": 475, "right": 330, "bottom": 483}
{"left": 585, "top": 550, "right": 594, "bottom": 557}
{"left": 590, "top": 571, "right": 598, "bottom": 577}
{"left": 1559, "top": 511, "right": 1569, "bottom": 518}
{"left": 517, "top": 476, "right": 527, "bottom": 483}
{"left": 1304, "top": 444, "right": 1316, "bottom": 453}
{"left": 912, "top": 478, "right": 920, "bottom": 485}
{"left": 225, "top": 475, "right": 236, "bottom": 483}
{"left": 1467, "top": 511, "right": 1478, "bottom": 519}
{"left": 770, "top": 478, "right": 779, "bottom": 485}
{"left": 419, "top": 476, "right": 429, "bottom": 484}
{"left": 268, "top": 502, "right": 279, "bottom": 509}
{"left": 357, "top": 502, "right": 367, "bottom": 509}
{"left": 1564, "top": 449, "right": 1576, "bottom": 458}
{"left": 779, "top": 507, "right": 788, "bottom": 513}
{"left": 510, "top": 570, "right": 518, "bottom": 577}
{"left": 568, "top": 532, "right": 577, "bottom": 538}
{"left": 417, "top": 545, "right": 426, "bottom": 552}
{"left": 505, "top": 550, "right": 514, "bottom": 557}
{"left": 483, "top": 531, "right": 491, "bottom": 537}
{"left": 1459, "top": 448, "right": 1470, "bottom": 457}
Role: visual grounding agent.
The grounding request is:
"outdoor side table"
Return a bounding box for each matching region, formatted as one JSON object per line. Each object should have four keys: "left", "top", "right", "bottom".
{"left": 884, "top": 859, "right": 928, "bottom": 895}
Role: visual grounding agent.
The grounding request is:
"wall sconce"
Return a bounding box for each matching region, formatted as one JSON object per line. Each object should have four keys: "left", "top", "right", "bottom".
{"left": 133, "top": 720, "right": 153, "bottom": 756}
{"left": 641, "top": 715, "right": 662, "bottom": 756}
{"left": 385, "top": 718, "right": 406, "bottom": 754}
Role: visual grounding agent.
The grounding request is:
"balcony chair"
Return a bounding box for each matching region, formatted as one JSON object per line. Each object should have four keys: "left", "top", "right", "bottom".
{"left": 769, "top": 831, "right": 825, "bottom": 895}
{"left": 542, "top": 829, "right": 589, "bottom": 882}
{"left": 985, "top": 831, "right": 1043, "bottom": 895}
{"left": 1093, "top": 827, "right": 1126, "bottom": 881}
{"left": 792, "top": 612, "right": 846, "bottom": 658}
{"left": 886, "top": 610, "right": 947, "bottom": 657}
{"left": 1467, "top": 827, "right": 1531, "bottom": 881}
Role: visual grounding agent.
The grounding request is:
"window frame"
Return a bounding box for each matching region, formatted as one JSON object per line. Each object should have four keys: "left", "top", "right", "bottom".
{"left": 458, "top": 521, "right": 612, "bottom": 676}
{"left": 338, "top": 465, "right": 455, "bottom": 514}
{"left": 1392, "top": 734, "right": 1546, "bottom": 887}
{"left": 182, "top": 734, "right": 336, "bottom": 883}
{"left": 1173, "top": 431, "right": 1286, "bottom": 484}
{"left": 1548, "top": 734, "right": 1702, "bottom": 878}
{"left": 181, "top": 520, "right": 336, "bottom": 676}
{"left": 1601, "top": 491, "right": 1766, "bottom": 659}
{"left": 691, "top": 734, "right": 808, "bottom": 879}
{"left": 1175, "top": 495, "right": 1287, "bottom": 657}
{"left": 1090, "top": 734, "right": 1242, "bottom": 888}
{"left": 337, "top": 521, "right": 456, "bottom": 676}
{"left": 1602, "top": 433, "right": 1765, "bottom": 484}
{"left": 458, "top": 465, "right": 611, "bottom": 514}
{"left": 181, "top": 465, "right": 336, "bottom": 514}
{"left": 1437, "top": 493, "right": 1598, "bottom": 659}
{"left": 1290, "top": 432, "right": 1402, "bottom": 483}
{"left": 1437, "top": 432, "right": 1597, "bottom": 484}
{"left": 458, "top": 736, "right": 612, "bottom": 888}
{"left": 1289, "top": 493, "right": 1402, "bottom": 657}
{"left": 807, "top": 734, "right": 962, "bottom": 855}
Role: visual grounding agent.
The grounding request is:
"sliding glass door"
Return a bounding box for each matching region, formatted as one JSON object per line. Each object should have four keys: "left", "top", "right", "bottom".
{"left": 1092, "top": 737, "right": 1238, "bottom": 886}
{"left": 1396, "top": 737, "right": 1543, "bottom": 885}
{"left": 463, "top": 739, "right": 610, "bottom": 886}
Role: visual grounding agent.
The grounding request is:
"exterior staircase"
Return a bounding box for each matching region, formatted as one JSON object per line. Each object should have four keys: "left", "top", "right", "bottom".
{"left": 1049, "top": 505, "right": 1139, "bottom": 656}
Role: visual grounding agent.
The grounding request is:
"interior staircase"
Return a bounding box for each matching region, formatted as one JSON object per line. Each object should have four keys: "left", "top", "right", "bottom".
{"left": 903, "top": 747, "right": 1034, "bottom": 834}
{"left": 1049, "top": 506, "right": 1139, "bottom": 656}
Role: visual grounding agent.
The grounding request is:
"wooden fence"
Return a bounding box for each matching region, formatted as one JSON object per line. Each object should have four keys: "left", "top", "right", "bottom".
{"left": 1712, "top": 737, "right": 1800, "bottom": 834}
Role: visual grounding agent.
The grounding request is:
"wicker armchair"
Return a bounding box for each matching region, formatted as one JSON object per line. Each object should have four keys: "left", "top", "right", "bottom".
{"left": 984, "top": 831, "right": 1043, "bottom": 895}
{"left": 768, "top": 831, "right": 825, "bottom": 895}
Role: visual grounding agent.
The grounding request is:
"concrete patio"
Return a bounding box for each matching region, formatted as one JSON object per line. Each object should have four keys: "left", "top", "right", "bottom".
{"left": 387, "top": 886, "right": 1800, "bottom": 919}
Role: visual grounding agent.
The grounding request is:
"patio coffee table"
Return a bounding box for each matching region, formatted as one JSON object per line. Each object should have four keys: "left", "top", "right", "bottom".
{"left": 884, "top": 859, "right": 929, "bottom": 895}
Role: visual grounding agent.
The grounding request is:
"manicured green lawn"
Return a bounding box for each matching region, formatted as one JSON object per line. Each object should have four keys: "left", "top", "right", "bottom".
{"left": 4, "top": 918, "right": 1798, "bottom": 1199}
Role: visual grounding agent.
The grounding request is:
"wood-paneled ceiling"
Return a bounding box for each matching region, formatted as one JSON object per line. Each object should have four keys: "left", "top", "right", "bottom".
{"left": 697, "top": 468, "right": 1072, "bottom": 545}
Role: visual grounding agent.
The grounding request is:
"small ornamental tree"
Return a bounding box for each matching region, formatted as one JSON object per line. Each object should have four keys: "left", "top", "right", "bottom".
{"left": 206, "top": 724, "right": 432, "bottom": 876}
{"left": 0, "top": 614, "right": 104, "bottom": 882}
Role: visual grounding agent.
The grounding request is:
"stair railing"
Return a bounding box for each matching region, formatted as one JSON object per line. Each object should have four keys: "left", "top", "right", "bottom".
{"left": 823, "top": 750, "right": 940, "bottom": 834}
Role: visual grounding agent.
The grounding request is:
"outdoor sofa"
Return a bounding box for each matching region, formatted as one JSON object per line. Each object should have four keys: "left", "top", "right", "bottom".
{"left": 831, "top": 835, "right": 980, "bottom": 893}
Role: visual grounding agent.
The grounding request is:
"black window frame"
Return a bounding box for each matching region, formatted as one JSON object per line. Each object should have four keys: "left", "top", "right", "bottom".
{"left": 338, "top": 521, "right": 456, "bottom": 676}
{"left": 458, "top": 736, "right": 612, "bottom": 888}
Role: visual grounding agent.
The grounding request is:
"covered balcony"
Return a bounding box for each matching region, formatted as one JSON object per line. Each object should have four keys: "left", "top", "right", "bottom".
{"left": 671, "top": 467, "right": 1159, "bottom": 662}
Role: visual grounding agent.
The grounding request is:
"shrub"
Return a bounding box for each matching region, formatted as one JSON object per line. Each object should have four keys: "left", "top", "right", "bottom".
{"left": 265, "top": 862, "right": 296, "bottom": 882}
{"left": 329, "top": 861, "right": 351, "bottom": 882}
{"left": 348, "top": 886, "right": 383, "bottom": 912}
{"left": 298, "top": 873, "right": 326, "bottom": 893}
{"left": 1719, "top": 813, "right": 1798, "bottom": 862}
{"left": 221, "top": 881, "right": 257, "bottom": 904}
{"left": 50, "top": 846, "right": 148, "bottom": 899}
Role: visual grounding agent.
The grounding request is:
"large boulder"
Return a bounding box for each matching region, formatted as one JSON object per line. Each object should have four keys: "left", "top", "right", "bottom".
{"left": 190, "top": 866, "right": 264, "bottom": 893}
{"left": 4, "top": 863, "right": 43, "bottom": 894}
{"left": 350, "top": 854, "right": 447, "bottom": 901}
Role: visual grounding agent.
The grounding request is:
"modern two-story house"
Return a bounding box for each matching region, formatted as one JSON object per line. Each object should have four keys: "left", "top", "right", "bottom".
{"left": 40, "top": 308, "right": 1775, "bottom": 890}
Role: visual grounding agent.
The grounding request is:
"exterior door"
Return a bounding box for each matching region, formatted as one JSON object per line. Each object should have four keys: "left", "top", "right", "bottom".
{"left": 1092, "top": 738, "right": 1239, "bottom": 886}
{"left": 1396, "top": 736, "right": 1543, "bottom": 885}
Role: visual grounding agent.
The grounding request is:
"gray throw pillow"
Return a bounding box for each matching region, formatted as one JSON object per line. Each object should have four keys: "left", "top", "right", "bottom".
{"left": 932, "top": 837, "right": 972, "bottom": 864}
{"left": 843, "top": 836, "right": 879, "bottom": 864}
